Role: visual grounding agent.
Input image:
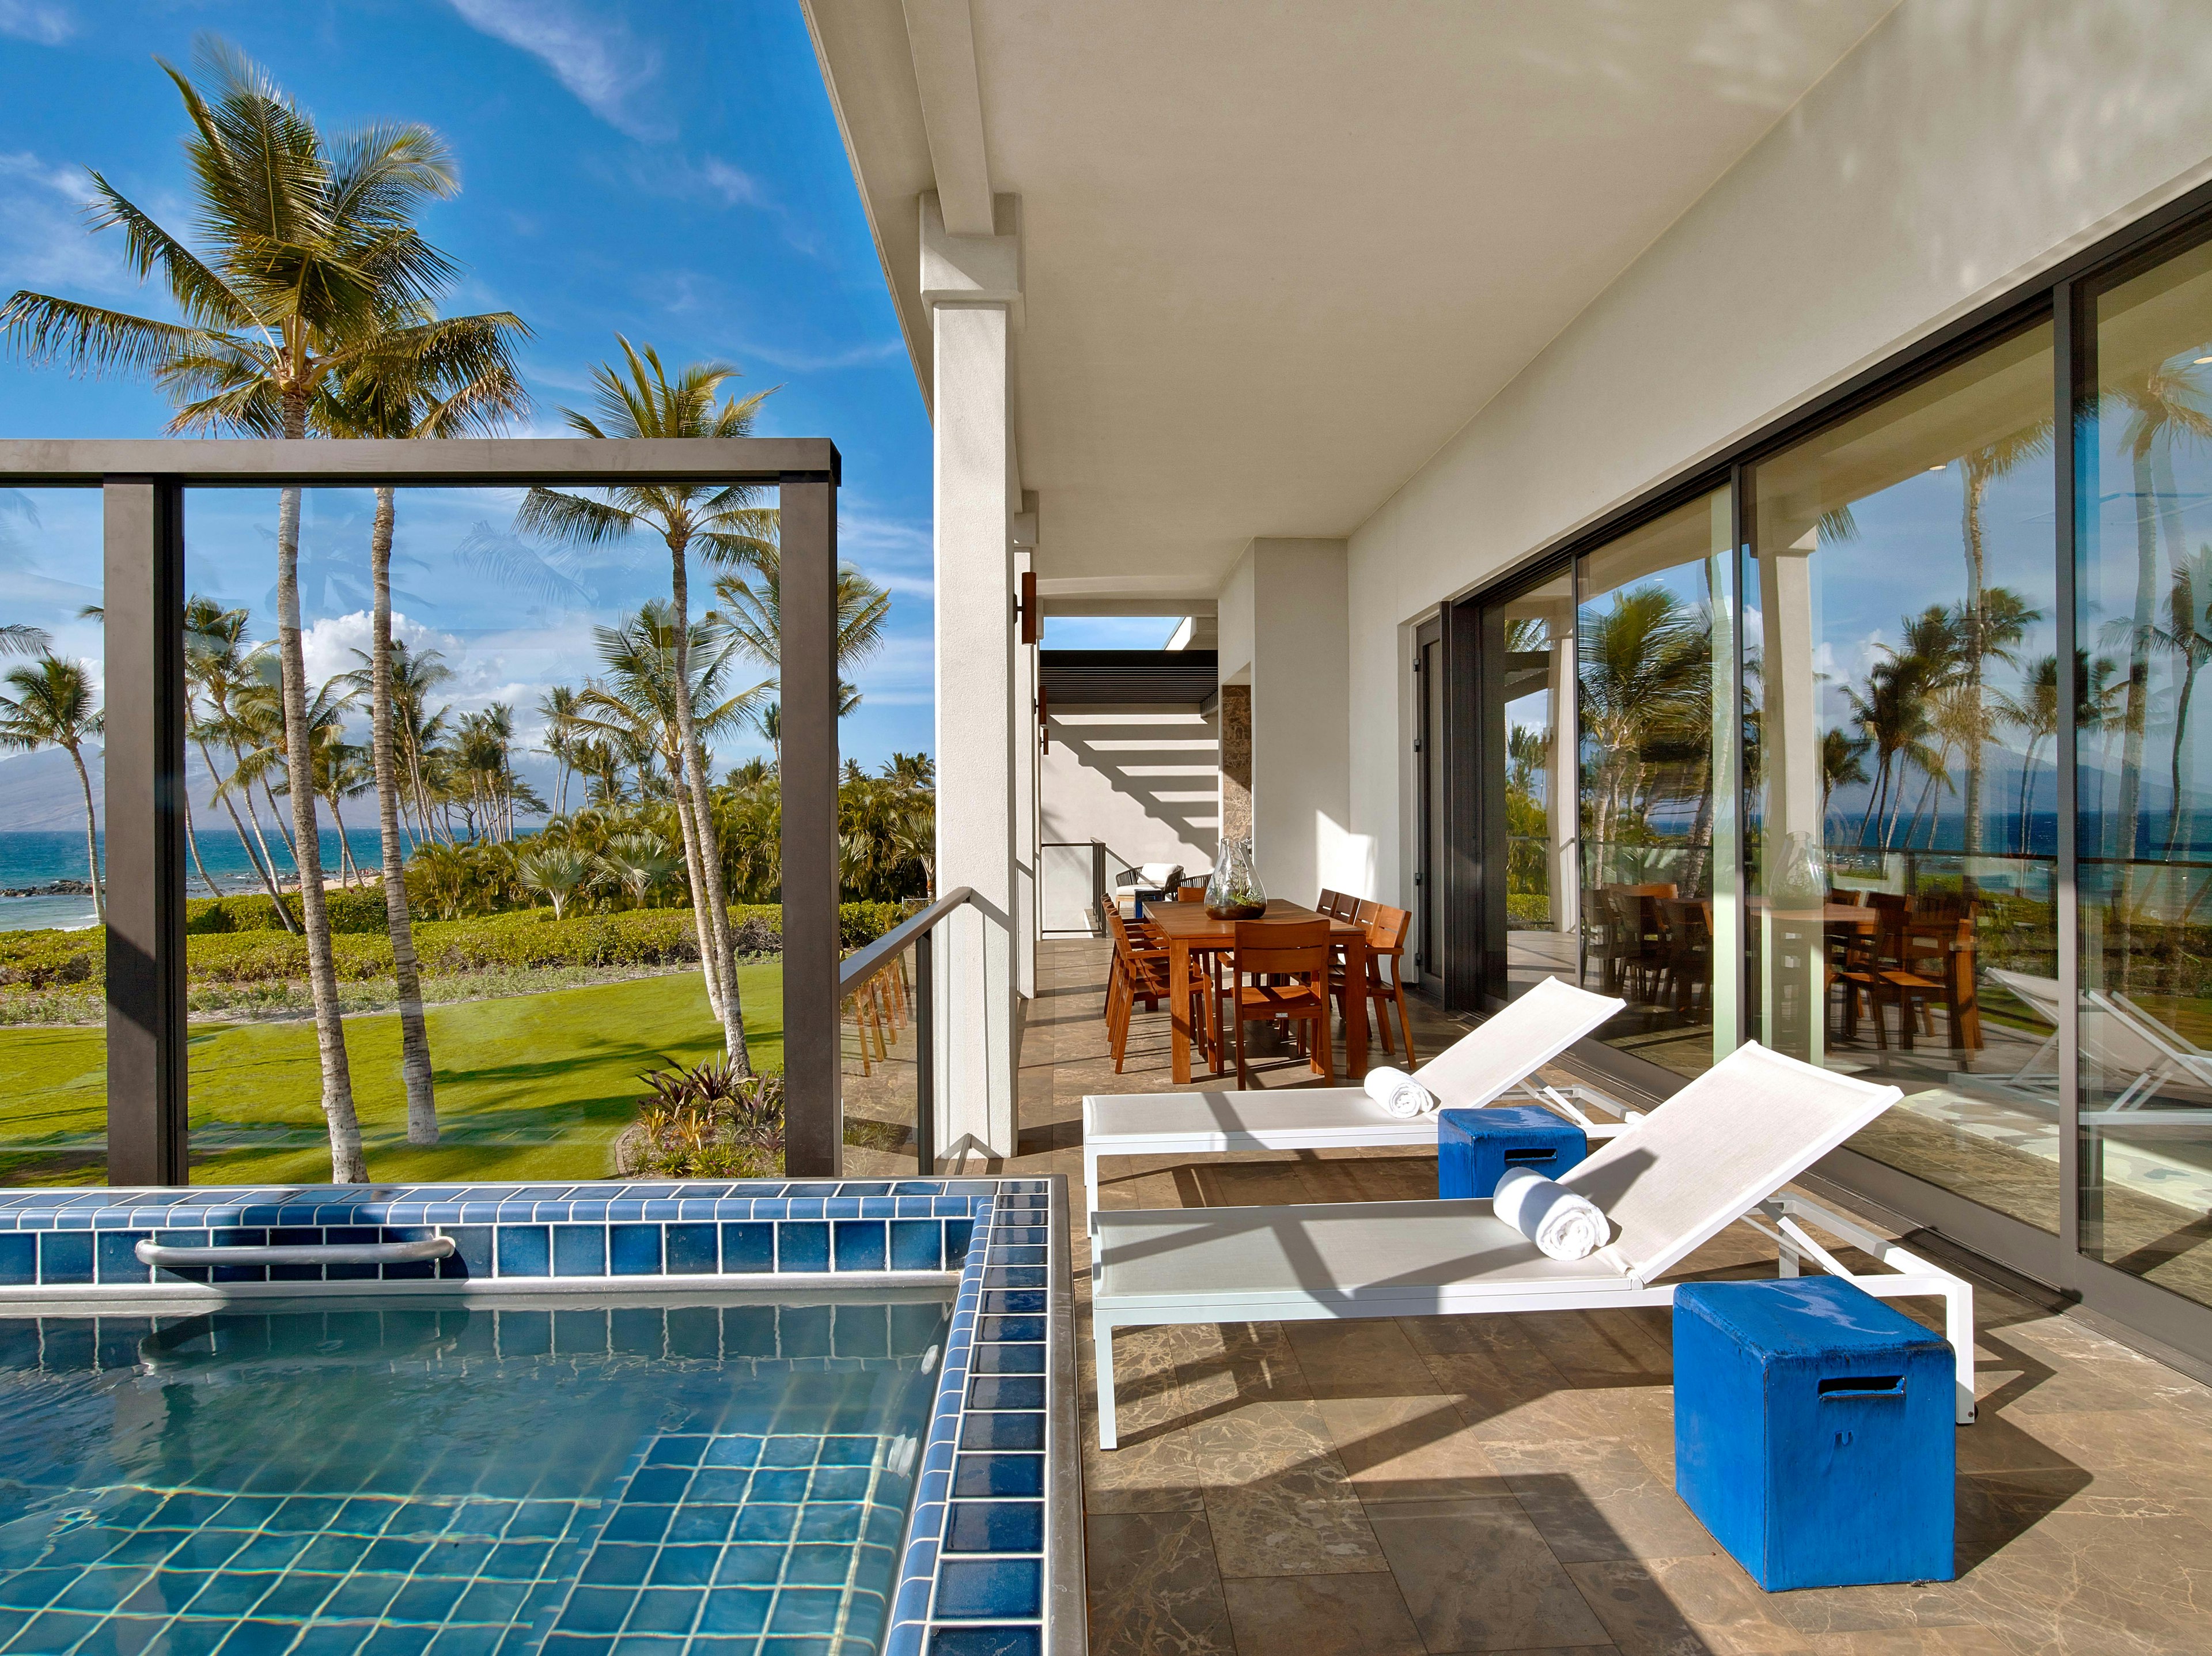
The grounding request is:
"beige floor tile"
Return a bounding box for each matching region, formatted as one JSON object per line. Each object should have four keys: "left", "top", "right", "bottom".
{"left": 1567, "top": 1556, "right": 1815, "bottom": 1655}
{"left": 1220, "top": 1570, "right": 1427, "bottom": 1655}
{"left": 1202, "top": 1462, "right": 1392, "bottom": 1577}
{"left": 1085, "top": 1508, "right": 1237, "bottom": 1655}
{"left": 1286, "top": 1318, "right": 1435, "bottom": 1398}
{"left": 1368, "top": 1496, "right": 1613, "bottom": 1652}
{"left": 1316, "top": 1393, "right": 1512, "bottom": 1501}
{"left": 1484, "top": 1437, "right": 1718, "bottom": 1564}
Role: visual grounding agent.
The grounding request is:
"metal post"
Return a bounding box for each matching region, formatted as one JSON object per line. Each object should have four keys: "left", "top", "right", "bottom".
{"left": 102, "top": 477, "right": 188, "bottom": 1186}
{"left": 915, "top": 929, "right": 936, "bottom": 1173}
{"left": 779, "top": 470, "right": 842, "bottom": 1176}
{"left": 2054, "top": 283, "right": 2085, "bottom": 1273}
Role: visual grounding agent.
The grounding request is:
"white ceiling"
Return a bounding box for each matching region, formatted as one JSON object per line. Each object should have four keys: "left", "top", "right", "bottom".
{"left": 808, "top": 0, "right": 1900, "bottom": 597}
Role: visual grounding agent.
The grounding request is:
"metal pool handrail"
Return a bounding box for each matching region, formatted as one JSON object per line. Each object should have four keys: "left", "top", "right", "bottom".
{"left": 839, "top": 886, "right": 981, "bottom": 1174}
{"left": 135, "top": 1236, "right": 457, "bottom": 1268}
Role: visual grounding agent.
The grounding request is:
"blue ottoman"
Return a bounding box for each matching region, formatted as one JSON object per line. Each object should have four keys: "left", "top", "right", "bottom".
{"left": 1436, "top": 1106, "right": 1586, "bottom": 1200}
{"left": 1674, "top": 1277, "right": 1955, "bottom": 1591}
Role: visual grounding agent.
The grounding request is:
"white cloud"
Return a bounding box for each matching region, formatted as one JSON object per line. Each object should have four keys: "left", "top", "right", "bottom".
{"left": 0, "top": 1, "right": 71, "bottom": 45}
{"left": 446, "top": 0, "right": 671, "bottom": 141}
{"left": 0, "top": 149, "right": 129, "bottom": 298}
{"left": 736, "top": 337, "right": 905, "bottom": 374}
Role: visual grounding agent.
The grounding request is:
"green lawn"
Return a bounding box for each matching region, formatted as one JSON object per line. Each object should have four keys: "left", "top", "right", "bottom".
{"left": 0, "top": 965, "right": 782, "bottom": 1187}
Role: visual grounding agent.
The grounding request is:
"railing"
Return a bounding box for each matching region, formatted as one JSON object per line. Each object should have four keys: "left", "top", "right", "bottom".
{"left": 838, "top": 886, "right": 980, "bottom": 1174}
{"left": 1039, "top": 841, "right": 1107, "bottom": 935}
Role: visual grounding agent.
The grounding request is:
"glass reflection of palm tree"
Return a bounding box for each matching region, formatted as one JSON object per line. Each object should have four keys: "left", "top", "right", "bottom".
{"left": 1847, "top": 606, "right": 1955, "bottom": 850}
{"left": 2103, "top": 357, "right": 2212, "bottom": 875}
{"left": 1819, "top": 727, "right": 1871, "bottom": 833}
{"left": 1956, "top": 421, "right": 2052, "bottom": 859}
{"left": 2151, "top": 546, "right": 2212, "bottom": 871}
{"left": 1578, "top": 585, "right": 1710, "bottom": 895}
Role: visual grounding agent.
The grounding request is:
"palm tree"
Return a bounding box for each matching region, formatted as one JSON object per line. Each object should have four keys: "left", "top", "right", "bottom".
{"left": 2100, "top": 357, "right": 2212, "bottom": 870}
{"left": 183, "top": 597, "right": 296, "bottom": 928}
{"left": 516, "top": 340, "right": 779, "bottom": 1072}
{"left": 0, "top": 623, "right": 51, "bottom": 657}
{"left": 1575, "top": 585, "right": 1704, "bottom": 871}
{"left": 1818, "top": 727, "right": 1872, "bottom": 831}
{"left": 0, "top": 656, "right": 104, "bottom": 921}
{"left": 1953, "top": 423, "right": 2052, "bottom": 859}
{"left": 538, "top": 684, "right": 583, "bottom": 814}
{"left": 323, "top": 303, "right": 525, "bottom": 1147}
{"left": 516, "top": 842, "right": 591, "bottom": 920}
{"left": 1, "top": 43, "right": 491, "bottom": 1182}
{"left": 2151, "top": 546, "right": 2212, "bottom": 868}
{"left": 713, "top": 557, "right": 891, "bottom": 721}
{"left": 597, "top": 831, "right": 682, "bottom": 909}
{"left": 575, "top": 604, "right": 767, "bottom": 990}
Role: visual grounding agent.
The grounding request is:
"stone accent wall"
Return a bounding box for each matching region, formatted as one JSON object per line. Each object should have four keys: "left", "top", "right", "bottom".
{"left": 1218, "top": 683, "right": 1252, "bottom": 849}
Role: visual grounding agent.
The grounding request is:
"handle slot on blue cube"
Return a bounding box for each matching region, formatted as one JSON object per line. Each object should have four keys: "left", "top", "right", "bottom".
{"left": 1503, "top": 1149, "right": 1556, "bottom": 1165}
{"left": 1817, "top": 1374, "right": 1904, "bottom": 1399}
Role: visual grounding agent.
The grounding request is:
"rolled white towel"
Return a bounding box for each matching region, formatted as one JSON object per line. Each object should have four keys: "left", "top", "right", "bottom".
{"left": 1363, "top": 1065, "right": 1435, "bottom": 1119}
{"left": 1493, "top": 1166, "right": 1608, "bottom": 1261}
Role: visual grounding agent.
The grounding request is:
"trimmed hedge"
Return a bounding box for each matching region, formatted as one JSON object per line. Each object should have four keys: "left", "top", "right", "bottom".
{"left": 3, "top": 901, "right": 911, "bottom": 991}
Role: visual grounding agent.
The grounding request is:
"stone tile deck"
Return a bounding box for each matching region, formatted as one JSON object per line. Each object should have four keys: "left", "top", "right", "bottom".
{"left": 1002, "top": 937, "right": 2212, "bottom": 1656}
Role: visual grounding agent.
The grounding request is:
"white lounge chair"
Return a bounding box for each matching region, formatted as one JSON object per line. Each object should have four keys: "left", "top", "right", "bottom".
{"left": 1985, "top": 969, "right": 2212, "bottom": 1121}
{"left": 1081, "top": 976, "right": 1630, "bottom": 1225}
{"left": 1091, "top": 1040, "right": 1976, "bottom": 1447}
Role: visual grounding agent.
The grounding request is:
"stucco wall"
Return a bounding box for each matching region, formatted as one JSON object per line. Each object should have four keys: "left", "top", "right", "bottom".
{"left": 1345, "top": 0, "right": 2212, "bottom": 910}
{"left": 1039, "top": 705, "right": 1218, "bottom": 931}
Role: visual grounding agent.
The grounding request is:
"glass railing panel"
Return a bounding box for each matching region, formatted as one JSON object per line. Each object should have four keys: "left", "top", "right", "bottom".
{"left": 842, "top": 935, "right": 922, "bottom": 1174}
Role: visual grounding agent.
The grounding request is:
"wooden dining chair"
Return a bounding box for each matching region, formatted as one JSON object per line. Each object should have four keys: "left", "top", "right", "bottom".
{"left": 1317, "top": 887, "right": 1342, "bottom": 916}
{"left": 1222, "top": 917, "right": 1334, "bottom": 1088}
{"left": 1331, "top": 902, "right": 1415, "bottom": 1063}
{"left": 1102, "top": 906, "right": 1173, "bottom": 1073}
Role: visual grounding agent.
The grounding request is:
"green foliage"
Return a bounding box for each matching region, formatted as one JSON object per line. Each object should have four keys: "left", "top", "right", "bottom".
{"left": 185, "top": 887, "right": 389, "bottom": 935}
{"left": 2, "top": 902, "right": 906, "bottom": 996}
{"left": 618, "top": 1057, "right": 785, "bottom": 1179}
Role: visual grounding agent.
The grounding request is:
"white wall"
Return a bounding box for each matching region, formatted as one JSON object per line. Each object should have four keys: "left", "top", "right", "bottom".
{"left": 1217, "top": 538, "right": 1363, "bottom": 905}
{"left": 1347, "top": 0, "right": 2212, "bottom": 910}
{"left": 1038, "top": 705, "right": 1219, "bottom": 930}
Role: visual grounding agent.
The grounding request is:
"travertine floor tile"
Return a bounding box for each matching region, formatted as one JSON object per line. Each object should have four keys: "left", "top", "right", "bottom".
{"left": 1085, "top": 1508, "right": 1237, "bottom": 1655}
{"left": 1368, "top": 1495, "right": 1613, "bottom": 1652}
{"left": 1219, "top": 1572, "right": 1426, "bottom": 1655}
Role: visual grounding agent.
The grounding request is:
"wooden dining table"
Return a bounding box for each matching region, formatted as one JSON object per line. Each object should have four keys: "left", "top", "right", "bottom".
{"left": 1143, "top": 898, "right": 1370, "bottom": 1085}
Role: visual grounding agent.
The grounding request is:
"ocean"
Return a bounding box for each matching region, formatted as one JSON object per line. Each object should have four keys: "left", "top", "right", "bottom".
{"left": 0, "top": 828, "right": 391, "bottom": 933}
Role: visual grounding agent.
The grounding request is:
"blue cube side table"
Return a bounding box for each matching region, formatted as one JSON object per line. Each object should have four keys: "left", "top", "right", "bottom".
{"left": 1674, "top": 1277, "right": 1955, "bottom": 1591}
{"left": 1436, "top": 1106, "right": 1586, "bottom": 1200}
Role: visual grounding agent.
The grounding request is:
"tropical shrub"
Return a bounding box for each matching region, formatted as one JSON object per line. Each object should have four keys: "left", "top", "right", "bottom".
{"left": 615, "top": 1058, "right": 785, "bottom": 1178}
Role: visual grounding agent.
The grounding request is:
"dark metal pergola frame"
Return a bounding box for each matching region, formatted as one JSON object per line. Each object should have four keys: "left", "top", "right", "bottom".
{"left": 0, "top": 437, "right": 844, "bottom": 1182}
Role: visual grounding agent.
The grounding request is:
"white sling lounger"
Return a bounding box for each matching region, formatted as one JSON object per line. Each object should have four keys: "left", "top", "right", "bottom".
{"left": 1986, "top": 970, "right": 2212, "bottom": 1122}
{"left": 1091, "top": 1041, "right": 1976, "bottom": 1447}
{"left": 1081, "top": 976, "right": 1629, "bottom": 1225}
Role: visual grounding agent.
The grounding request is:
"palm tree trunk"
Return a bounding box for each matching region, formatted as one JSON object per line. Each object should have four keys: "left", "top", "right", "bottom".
{"left": 1961, "top": 465, "right": 1988, "bottom": 871}
{"left": 68, "top": 740, "right": 103, "bottom": 924}
{"left": 206, "top": 739, "right": 295, "bottom": 929}
{"left": 666, "top": 761, "right": 728, "bottom": 1020}
{"left": 2119, "top": 440, "right": 2159, "bottom": 874}
{"left": 274, "top": 402, "right": 366, "bottom": 1182}
{"left": 184, "top": 794, "right": 217, "bottom": 898}
{"left": 262, "top": 774, "right": 300, "bottom": 864}
{"left": 371, "top": 485, "right": 438, "bottom": 1146}
{"left": 666, "top": 540, "right": 749, "bottom": 1071}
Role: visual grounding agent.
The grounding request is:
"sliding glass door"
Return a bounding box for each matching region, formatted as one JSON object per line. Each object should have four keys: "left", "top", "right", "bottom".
{"left": 2078, "top": 236, "right": 2212, "bottom": 1310}
{"left": 1455, "top": 207, "right": 2212, "bottom": 1355}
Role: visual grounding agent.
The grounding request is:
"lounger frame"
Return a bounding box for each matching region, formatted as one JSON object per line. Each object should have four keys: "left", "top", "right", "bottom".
{"left": 1091, "top": 1190, "right": 1975, "bottom": 1447}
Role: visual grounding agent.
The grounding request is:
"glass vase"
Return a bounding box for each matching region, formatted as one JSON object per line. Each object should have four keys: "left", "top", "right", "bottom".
{"left": 1205, "top": 837, "right": 1267, "bottom": 920}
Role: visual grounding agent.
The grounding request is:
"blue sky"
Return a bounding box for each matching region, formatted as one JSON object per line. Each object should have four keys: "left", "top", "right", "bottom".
{"left": 0, "top": 0, "right": 938, "bottom": 773}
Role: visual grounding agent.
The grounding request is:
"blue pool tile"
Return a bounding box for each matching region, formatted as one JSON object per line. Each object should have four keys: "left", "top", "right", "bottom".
{"left": 767, "top": 1587, "right": 842, "bottom": 1634}
{"left": 966, "top": 1376, "right": 1044, "bottom": 1411}
{"left": 37, "top": 1230, "right": 94, "bottom": 1285}
{"left": 944, "top": 1220, "right": 975, "bottom": 1259}
{"left": 581, "top": 1543, "right": 656, "bottom": 1586}
{"left": 440, "top": 1226, "right": 493, "bottom": 1279}
{"left": 775, "top": 1223, "right": 830, "bottom": 1273}
{"left": 933, "top": 1558, "right": 1043, "bottom": 1620}
{"left": 946, "top": 1502, "right": 1044, "bottom": 1555}
{"left": 927, "top": 1626, "right": 1041, "bottom": 1656}
{"left": 609, "top": 1224, "right": 662, "bottom": 1276}
{"left": 832, "top": 1220, "right": 887, "bottom": 1271}
{"left": 696, "top": 1588, "right": 771, "bottom": 1635}
{"left": 664, "top": 1224, "right": 717, "bottom": 1275}
{"left": 0, "top": 1232, "right": 33, "bottom": 1284}
{"left": 553, "top": 1226, "right": 607, "bottom": 1277}
{"left": 718, "top": 1223, "right": 774, "bottom": 1274}
{"left": 952, "top": 1455, "right": 1043, "bottom": 1498}
{"left": 977, "top": 1316, "right": 1044, "bottom": 1344}
{"left": 959, "top": 1413, "right": 1044, "bottom": 1451}
{"left": 94, "top": 1230, "right": 152, "bottom": 1284}
{"left": 561, "top": 1587, "right": 638, "bottom": 1635}
{"left": 641, "top": 1201, "right": 680, "bottom": 1223}
{"left": 494, "top": 1226, "right": 551, "bottom": 1278}
{"left": 888, "top": 1222, "right": 944, "bottom": 1271}
{"left": 627, "top": 1586, "right": 703, "bottom": 1634}
{"left": 980, "top": 1291, "right": 1046, "bottom": 1315}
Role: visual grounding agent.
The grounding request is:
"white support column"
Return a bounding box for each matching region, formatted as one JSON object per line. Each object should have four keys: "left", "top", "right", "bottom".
{"left": 926, "top": 191, "right": 1022, "bottom": 1162}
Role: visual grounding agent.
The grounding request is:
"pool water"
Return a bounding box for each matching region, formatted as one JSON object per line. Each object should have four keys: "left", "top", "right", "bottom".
{"left": 0, "top": 1295, "right": 951, "bottom": 1656}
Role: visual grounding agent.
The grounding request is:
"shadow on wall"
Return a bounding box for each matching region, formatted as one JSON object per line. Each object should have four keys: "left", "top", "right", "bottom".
{"left": 1041, "top": 707, "right": 1219, "bottom": 928}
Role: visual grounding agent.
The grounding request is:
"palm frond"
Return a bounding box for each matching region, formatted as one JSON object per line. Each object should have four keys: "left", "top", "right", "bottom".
{"left": 0, "top": 292, "right": 215, "bottom": 380}
{"left": 516, "top": 487, "right": 638, "bottom": 548}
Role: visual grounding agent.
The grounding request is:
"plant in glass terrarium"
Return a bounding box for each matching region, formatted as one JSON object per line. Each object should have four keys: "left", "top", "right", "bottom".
{"left": 1205, "top": 837, "right": 1267, "bottom": 920}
